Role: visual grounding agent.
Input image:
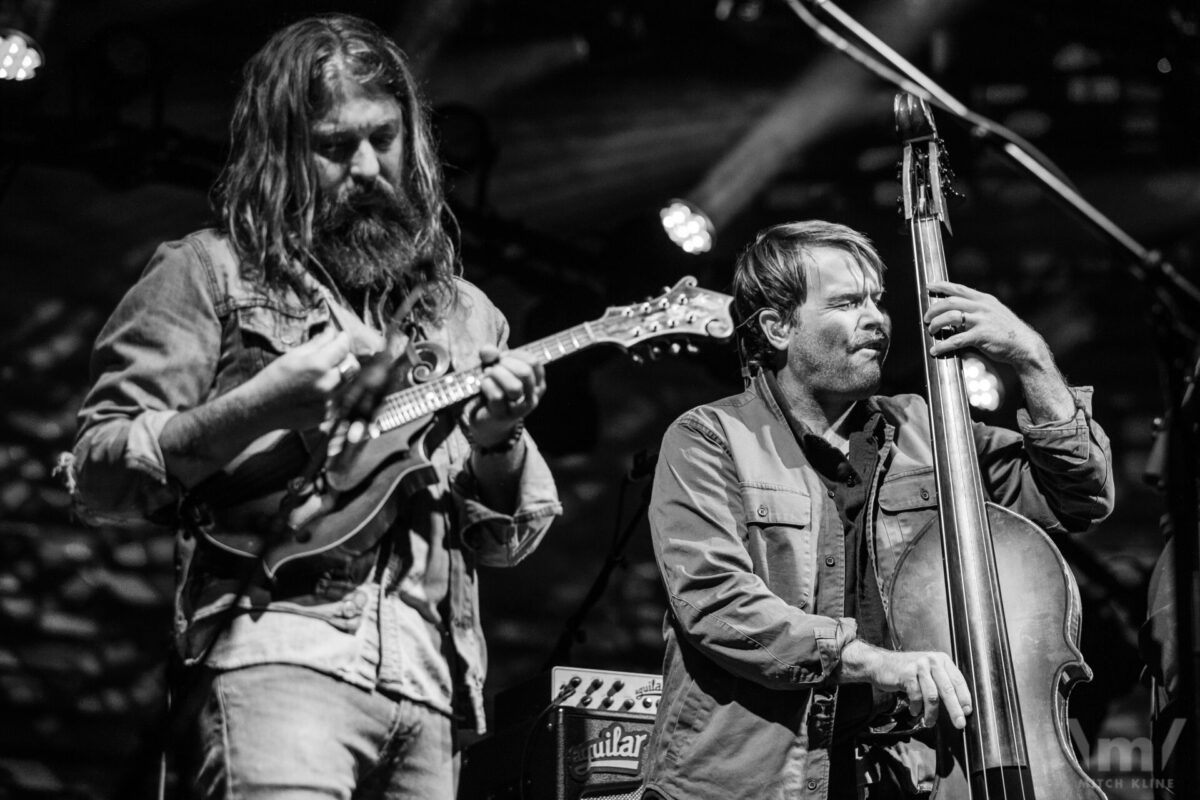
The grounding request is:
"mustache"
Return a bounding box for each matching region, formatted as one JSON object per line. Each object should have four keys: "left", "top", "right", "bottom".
{"left": 312, "top": 178, "right": 410, "bottom": 231}
{"left": 317, "top": 180, "right": 400, "bottom": 222}
{"left": 852, "top": 334, "right": 890, "bottom": 352}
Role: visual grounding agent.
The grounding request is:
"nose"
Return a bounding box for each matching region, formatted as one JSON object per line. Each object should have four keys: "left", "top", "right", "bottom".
{"left": 862, "top": 297, "right": 889, "bottom": 330}
{"left": 349, "top": 139, "right": 380, "bottom": 182}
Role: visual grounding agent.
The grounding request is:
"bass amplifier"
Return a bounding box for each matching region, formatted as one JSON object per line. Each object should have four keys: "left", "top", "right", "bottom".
{"left": 460, "top": 667, "right": 660, "bottom": 800}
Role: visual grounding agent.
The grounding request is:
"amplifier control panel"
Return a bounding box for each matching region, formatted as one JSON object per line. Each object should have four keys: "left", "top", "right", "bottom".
{"left": 550, "top": 666, "right": 662, "bottom": 717}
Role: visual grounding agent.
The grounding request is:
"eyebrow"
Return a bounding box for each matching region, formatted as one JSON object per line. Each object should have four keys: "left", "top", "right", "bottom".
{"left": 312, "top": 117, "right": 402, "bottom": 137}
{"left": 826, "top": 287, "right": 883, "bottom": 303}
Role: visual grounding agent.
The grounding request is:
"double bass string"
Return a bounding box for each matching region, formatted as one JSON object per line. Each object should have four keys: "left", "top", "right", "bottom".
{"left": 911, "top": 218, "right": 981, "bottom": 793}
{"left": 915, "top": 198, "right": 1031, "bottom": 800}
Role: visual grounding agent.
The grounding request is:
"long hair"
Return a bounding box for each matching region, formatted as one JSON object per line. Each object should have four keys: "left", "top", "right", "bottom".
{"left": 212, "top": 14, "right": 457, "bottom": 320}
{"left": 732, "top": 220, "right": 885, "bottom": 376}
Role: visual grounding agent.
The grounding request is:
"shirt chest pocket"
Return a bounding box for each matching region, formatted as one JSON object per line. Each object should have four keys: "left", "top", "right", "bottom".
{"left": 227, "top": 303, "right": 329, "bottom": 378}
{"left": 874, "top": 469, "right": 939, "bottom": 588}
{"left": 740, "top": 485, "right": 814, "bottom": 608}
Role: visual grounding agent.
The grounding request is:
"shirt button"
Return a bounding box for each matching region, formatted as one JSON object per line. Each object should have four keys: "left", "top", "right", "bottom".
{"left": 920, "top": 488, "right": 930, "bottom": 500}
{"left": 827, "top": 489, "right": 836, "bottom": 498}
{"left": 825, "top": 555, "right": 836, "bottom": 567}
{"left": 757, "top": 505, "right": 768, "bottom": 517}
{"left": 807, "top": 780, "right": 818, "bottom": 790}
{"left": 797, "top": 599, "right": 808, "bottom": 609}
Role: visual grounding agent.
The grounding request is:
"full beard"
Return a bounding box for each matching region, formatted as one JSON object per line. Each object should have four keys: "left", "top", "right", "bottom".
{"left": 312, "top": 177, "right": 423, "bottom": 295}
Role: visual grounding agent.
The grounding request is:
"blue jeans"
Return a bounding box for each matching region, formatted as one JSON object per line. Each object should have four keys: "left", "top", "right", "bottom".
{"left": 187, "top": 665, "right": 457, "bottom": 800}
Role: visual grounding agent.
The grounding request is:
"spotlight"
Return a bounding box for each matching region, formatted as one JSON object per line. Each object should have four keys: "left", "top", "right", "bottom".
{"left": 660, "top": 199, "right": 715, "bottom": 254}
{"left": 962, "top": 355, "right": 1004, "bottom": 412}
{"left": 663, "top": 0, "right": 961, "bottom": 255}
{"left": 0, "top": 28, "right": 42, "bottom": 81}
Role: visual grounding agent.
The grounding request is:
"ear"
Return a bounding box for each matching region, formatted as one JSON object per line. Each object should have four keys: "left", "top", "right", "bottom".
{"left": 758, "top": 309, "right": 791, "bottom": 352}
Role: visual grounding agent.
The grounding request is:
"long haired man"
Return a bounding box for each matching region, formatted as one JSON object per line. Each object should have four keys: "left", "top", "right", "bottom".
{"left": 68, "top": 15, "right": 561, "bottom": 798}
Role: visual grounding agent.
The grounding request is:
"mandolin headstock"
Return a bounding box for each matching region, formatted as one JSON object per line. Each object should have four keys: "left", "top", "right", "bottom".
{"left": 590, "top": 277, "right": 735, "bottom": 358}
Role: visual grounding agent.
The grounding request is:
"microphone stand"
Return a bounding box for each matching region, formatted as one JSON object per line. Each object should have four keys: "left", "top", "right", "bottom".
{"left": 781, "top": 0, "right": 1200, "bottom": 795}
{"left": 542, "top": 452, "right": 658, "bottom": 670}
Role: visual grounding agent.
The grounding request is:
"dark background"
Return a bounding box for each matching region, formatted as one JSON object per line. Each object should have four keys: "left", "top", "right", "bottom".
{"left": 1, "top": 0, "right": 1197, "bottom": 797}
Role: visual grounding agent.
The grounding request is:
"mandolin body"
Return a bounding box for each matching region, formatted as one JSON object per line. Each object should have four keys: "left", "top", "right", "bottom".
{"left": 192, "top": 412, "right": 452, "bottom": 578}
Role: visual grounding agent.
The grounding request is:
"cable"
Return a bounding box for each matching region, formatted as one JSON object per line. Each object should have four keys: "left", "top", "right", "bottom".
{"left": 518, "top": 682, "right": 579, "bottom": 800}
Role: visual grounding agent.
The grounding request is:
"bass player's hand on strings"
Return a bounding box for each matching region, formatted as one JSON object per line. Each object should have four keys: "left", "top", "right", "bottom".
{"left": 840, "top": 639, "right": 973, "bottom": 730}
{"left": 923, "top": 279, "right": 1076, "bottom": 424}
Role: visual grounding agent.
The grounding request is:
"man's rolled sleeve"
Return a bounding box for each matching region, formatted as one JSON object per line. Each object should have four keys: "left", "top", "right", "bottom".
{"left": 815, "top": 617, "right": 859, "bottom": 683}
{"left": 652, "top": 414, "right": 853, "bottom": 688}
{"left": 1014, "top": 385, "right": 1114, "bottom": 530}
{"left": 71, "top": 238, "right": 221, "bottom": 528}
{"left": 72, "top": 409, "right": 181, "bottom": 526}
{"left": 452, "top": 432, "right": 562, "bottom": 567}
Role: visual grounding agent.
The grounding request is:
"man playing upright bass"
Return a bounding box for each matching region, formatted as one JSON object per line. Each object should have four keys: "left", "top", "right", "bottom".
{"left": 643, "top": 220, "right": 1113, "bottom": 800}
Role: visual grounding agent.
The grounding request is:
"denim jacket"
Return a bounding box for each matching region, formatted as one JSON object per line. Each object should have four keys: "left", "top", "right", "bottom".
{"left": 644, "top": 370, "right": 1113, "bottom": 800}
{"left": 68, "top": 230, "right": 561, "bottom": 733}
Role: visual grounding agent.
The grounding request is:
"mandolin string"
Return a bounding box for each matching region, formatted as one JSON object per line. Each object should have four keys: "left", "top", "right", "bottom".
{"left": 373, "top": 322, "right": 608, "bottom": 430}
{"left": 371, "top": 294, "right": 718, "bottom": 429}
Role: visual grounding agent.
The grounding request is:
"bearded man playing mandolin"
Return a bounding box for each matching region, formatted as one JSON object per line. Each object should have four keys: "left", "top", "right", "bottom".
{"left": 66, "top": 15, "right": 561, "bottom": 798}
{"left": 642, "top": 220, "right": 1113, "bottom": 800}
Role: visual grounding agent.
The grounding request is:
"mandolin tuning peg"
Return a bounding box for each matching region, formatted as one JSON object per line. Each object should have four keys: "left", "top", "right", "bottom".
{"left": 648, "top": 345, "right": 663, "bottom": 360}
{"left": 686, "top": 343, "right": 699, "bottom": 355}
{"left": 630, "top": 351, "right": 645, "bottom": 365}
{"left": 670, "top": 342, "right": 683, "bottom": 356}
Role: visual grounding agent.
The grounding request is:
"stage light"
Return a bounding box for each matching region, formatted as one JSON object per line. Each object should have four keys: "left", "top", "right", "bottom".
{"left": 662, "top": 0, "right": 966, "bottom": 255}
{"left": 0, "top": 29, "right": 41, "bottom": 81}
{"left": 962, "top": 355, "right": 1004, "bottom": 412}
{"left": 660, "top": 199, "right": 714, "bottom": 254}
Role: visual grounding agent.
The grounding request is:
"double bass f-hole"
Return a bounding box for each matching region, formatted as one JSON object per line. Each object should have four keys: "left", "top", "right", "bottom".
{"left": 887, "top": 93, "right": 1105, "bottom": 800}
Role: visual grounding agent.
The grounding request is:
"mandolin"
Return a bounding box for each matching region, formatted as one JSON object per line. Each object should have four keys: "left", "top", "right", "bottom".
{"left": 189, "top": 277, "right": 735, "bottom": 577}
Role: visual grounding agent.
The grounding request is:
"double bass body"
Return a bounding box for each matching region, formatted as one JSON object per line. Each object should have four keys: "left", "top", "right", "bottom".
{"left": 891, "top": 502, "right": 1101, "bottom": 798}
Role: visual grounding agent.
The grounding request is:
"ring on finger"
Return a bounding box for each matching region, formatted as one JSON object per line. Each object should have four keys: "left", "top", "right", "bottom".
{"left": 336, "top": 354, "right": 360, "bottom": 380}
{"left": 958, "top": 310, "right": 967, "bottom": 328}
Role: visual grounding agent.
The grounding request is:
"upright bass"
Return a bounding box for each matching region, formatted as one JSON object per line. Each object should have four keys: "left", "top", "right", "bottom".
{"left": 887, "top": 93, "right": 1106, "bottom": 800}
